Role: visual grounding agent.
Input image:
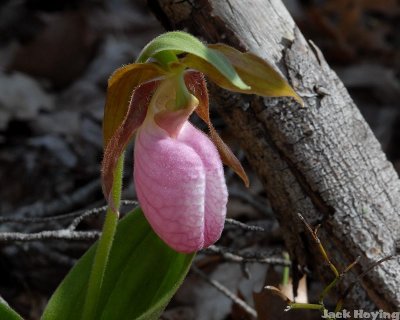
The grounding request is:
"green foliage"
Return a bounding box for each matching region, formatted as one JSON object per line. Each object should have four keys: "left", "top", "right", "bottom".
{"left": 183, "top": 43, "right": 303, "bottom": 105}
{"left": 41, "top": 208, "right": 194, "bottom": 320}
{"left": 136, "top": 31, "right": 250, "bottom": 90}
{"left": 0, "top": 301, "right": 23, "bottom": 320}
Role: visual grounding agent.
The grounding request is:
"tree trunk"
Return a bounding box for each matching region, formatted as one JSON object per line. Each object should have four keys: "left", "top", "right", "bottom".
{"left": 148, "top": 0, "right": 400, "bottom": 311}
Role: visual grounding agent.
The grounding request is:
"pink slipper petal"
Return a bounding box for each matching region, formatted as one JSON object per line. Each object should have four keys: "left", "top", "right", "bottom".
{"left": 134, "top": 119, "right": 227, "bottom": 253}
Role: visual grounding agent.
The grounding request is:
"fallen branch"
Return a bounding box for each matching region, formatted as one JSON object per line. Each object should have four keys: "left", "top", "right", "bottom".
{"left": 149, "top": 0, "right": 400, "bottom": 310}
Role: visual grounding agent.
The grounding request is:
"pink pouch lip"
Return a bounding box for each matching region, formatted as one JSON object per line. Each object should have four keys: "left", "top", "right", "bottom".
{"left": 134, "top": 119, "right": 227, "bottom": 253}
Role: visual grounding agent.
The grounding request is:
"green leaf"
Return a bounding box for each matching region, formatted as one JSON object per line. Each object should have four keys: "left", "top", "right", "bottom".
{"left": 0, "top": 300, "right": 23, "bottom": 320}
{"left": 136, "top": 31, "right": 250, "bottom": 91}
{"left": 182, "top": 43, "right": 303, "bottom": 105}
{"left": 41, "top": 208, "right": 194, "bottom": 320}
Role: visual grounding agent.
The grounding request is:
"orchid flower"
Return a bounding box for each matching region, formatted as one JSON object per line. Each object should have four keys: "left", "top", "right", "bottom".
{"left": 101, "top": 32, "right": 302, "bottom": 253}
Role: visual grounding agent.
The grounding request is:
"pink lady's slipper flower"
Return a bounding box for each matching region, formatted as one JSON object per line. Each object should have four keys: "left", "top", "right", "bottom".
{"left": 101, "top": 32, "right": 301, "bottom": 253}
{"left": 134, "top": 78, "right": 228, "bottom": 252}
{"left": 102, "top": 71, "right": 248, "bottom": 253}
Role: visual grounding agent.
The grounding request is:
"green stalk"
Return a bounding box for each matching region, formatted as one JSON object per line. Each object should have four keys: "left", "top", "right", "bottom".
{"left": 148, "top": 50, "right": 191, "bottom": 110}
{"left": 81, "top": 155, "right": 124, "bottom": 320}
{"left": 319, "top": 277, "right": 339, "bottom": 304}
{"left": 288, "top": 303, "right": 324, "bottom": 310}
{"left": 281, "top": 252, "right": 290, "bottom": 285}
{"left": 174, "top": 71, "right": 191, "bottom": 110}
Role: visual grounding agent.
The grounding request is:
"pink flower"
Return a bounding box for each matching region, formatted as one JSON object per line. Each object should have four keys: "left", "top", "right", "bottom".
{"left": 134, "top": 110, "right": 228, "bottom": 253}
{"left": 102, "top": 71, "right": 248, "bottom": 253}
{"left": 102, "top": 33, "right": 301, "bottom": 253}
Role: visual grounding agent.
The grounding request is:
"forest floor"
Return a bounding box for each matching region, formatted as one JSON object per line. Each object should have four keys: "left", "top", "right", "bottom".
{"left": 0, "top": 0, "right": 398, "bottom": 319}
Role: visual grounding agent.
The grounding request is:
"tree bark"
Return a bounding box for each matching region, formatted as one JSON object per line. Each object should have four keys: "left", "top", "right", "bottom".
{"left": 148, "top": 0, "right": 400, "bottom": 311}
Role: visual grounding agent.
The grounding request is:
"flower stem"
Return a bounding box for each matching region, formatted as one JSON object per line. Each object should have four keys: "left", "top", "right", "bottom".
{"left": 288, "top": 302, "right": 324, "bottom": 310}
{"left": 174, "top": 72, "right": 192, "bottom": 110}
{"left": 81, "top": 155, "right": 124, "bottom": 320}
{"left": 281, "top": 252, "right": 290, "bottom": 285}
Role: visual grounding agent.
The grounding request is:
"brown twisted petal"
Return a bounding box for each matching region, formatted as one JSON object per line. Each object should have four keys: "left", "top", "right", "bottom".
{"left": 102, "top": 80, "right": 160, "bottom": 206}
{"left": 103, "top": 63, "right": 166, "bottom": 145}
{"left": 185, "top": 71, "right": 249, "bottom": 187}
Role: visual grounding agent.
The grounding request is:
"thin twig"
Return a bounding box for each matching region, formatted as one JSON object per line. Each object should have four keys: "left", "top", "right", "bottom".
{"left": 0, "top": 230, "right": 100, "bottom": 242}
{"left": 0, "top": 200, "right": 138, "bottom": 225}
{"left": 298, "top": 213, "right": 339, "bottom": 277}
{"left": 203, "top": 245, "right": 290, "bottom": 266}
{"left": 225, "top": 218, "right": 265, "bottom": 232}
{"left": 191, "top": 265, "right": 257, "bottom": 318}
{"left": 68, "top": 200, "right": 138, "bottom": 230}
{"left": 1, "top": 201, "right": 266, "bottom": 246}
{"left": 68, "top": 206, "right": 108, "bottom": 231}
{"left": 0, "top": 200, "right": 140, "bottom": 242}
